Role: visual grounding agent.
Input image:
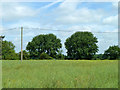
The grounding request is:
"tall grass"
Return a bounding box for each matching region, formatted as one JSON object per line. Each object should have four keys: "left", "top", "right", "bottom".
{"left": 0, "top": 61, "right": 2, "bottom": 89}
{"left": 2, "top": 60, "right": 118, "bottom": 88}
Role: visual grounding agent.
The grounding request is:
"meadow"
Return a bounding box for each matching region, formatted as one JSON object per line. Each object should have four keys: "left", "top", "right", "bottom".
{"left": 2, "top": 60, "right": 118, "bottom": 88}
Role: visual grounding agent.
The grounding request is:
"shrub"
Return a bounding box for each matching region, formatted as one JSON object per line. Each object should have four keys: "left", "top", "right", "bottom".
{"left": 40, "top": 52, "right": 53, "bottom": 60}
{"left": 18, "top": 50, "right": 30, "bottom": 60}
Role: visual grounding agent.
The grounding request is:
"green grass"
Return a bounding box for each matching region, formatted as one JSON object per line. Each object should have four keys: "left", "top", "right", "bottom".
{"left": 0, "top": 61, "right": 2, "bottom": 90}
{"left": 2, "top": 60, "right": 118, "bottom": 88}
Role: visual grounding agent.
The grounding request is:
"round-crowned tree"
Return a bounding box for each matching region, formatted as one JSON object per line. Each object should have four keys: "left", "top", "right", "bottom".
{"left": 103, "top": 45, "right": 120, "bottom": 60}
{"left": 65, "top": 32, "right": 98, "bottom": 60}
{"left": 2, "top": 40, "right": 19, "bottom": 60}
{"left": 26, "top": 34, "right": 62, "bottom": 59}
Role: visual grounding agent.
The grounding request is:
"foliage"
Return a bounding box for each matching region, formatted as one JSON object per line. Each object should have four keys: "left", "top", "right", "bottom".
{"left": 56, "top": 54, "right": 64, "bottom": 60}
{"left": 40, "top": 52, "right": 53, "bottom": 60}
{"left": 93, "top": 54, "right": 103, "bottom": 60}
{"left": 103, "top": 45, "right": 120, "bottom": 60}
{"left": 18, "top": 50, "right": 30, "bottom": 60}
{"left": 26, "top": 34, "right": 62, "bottom": 59}
{"left": 2, "top": 40, "right": 19, "bottom": 60}
{"left": 56, "top": 50, "right": 65, "bottom": 60}
{"left": 65, "top": 32, "right": 98, "bottom": 60}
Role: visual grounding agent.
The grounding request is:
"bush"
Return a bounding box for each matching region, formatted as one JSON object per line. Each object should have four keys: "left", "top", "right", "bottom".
{"left": 18, "top": 50, "right": 30, "bottom": 60}
{"left": 40, "top": 52, "right": 53, "bottom": 60}
{"left": 93, "top": 54, "right": 103, "bottom": 60}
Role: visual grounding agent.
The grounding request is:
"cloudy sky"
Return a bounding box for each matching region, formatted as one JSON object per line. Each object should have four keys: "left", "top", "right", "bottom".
{"left": 0, "top": 1, "right": 118, "bottom": 54}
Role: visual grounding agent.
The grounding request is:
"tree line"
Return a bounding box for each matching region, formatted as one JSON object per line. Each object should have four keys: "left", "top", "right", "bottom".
{"left": 2, "top": 31, "right": 120, "bottom": 60}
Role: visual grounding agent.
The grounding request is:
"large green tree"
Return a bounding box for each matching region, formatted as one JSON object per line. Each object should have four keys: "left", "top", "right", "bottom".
{"left": 26, "top": 34, "right": 62, "bottom": 59}
{"left": 103, "top": 45, "right": 120, "bottom": 60}
{"left": 2, "top": 40, "right": 18, "bottom": 60}
{"left": 65, "top": 32, "right": 98, "bottom": 60}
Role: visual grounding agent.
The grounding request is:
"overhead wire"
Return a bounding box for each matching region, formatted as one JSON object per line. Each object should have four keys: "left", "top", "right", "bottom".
{"left": 1, "top": 27, "right": 120, "bottom": 33}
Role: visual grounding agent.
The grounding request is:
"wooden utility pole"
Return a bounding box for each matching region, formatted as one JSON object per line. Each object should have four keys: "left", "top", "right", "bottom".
{"left": 21, "top": 27, "right": 23, "bottom": 61}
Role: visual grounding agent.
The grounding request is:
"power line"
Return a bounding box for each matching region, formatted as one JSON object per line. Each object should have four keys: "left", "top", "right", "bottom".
{"left": 1, "top": 27, "right": 19, "bottom": 31}
{"left": 0, "top": 28, "right": 20, "bottom": 33}
{"left": 1, "top": 27, "right": 120, "bottom": 33}
{"left": 24, "top": 27, "right": 119, "bottom": 33}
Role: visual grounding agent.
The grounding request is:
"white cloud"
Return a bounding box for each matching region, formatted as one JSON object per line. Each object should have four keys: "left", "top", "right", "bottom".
{"left": 41, "top": 0, "right": 63, "bottom": 9}
{"left": 103, "top": 15, "right": 118, "bottom": 26}
{"left": 6, "top": 21, "right": 42, "bottom": 28}
{"left": 1, "top": 1, "right": 66, "bottom": 22}
{"left": 54, "top": 1, "right": 105, "bottom": 25}
{"left": 67, "top": 25, "right": 91, "bottom": 32}
{"left": 112, "top": 2, "right": 118, "bottom": 9}
{"left": 1, "top": 0, "right": 119, "bottom": 2}
{"left": 2, "top": 3, "right": 39, "bottom": 21}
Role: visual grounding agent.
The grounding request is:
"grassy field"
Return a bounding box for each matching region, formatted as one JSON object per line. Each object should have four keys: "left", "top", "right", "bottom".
{"left": 0, "top": 61, "right": 2, "bottom": 90}
{"left": 2, "top": 60, "right": 118, "bottom": 88}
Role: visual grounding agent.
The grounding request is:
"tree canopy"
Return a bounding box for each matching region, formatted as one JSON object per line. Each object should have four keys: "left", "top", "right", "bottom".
{"left": 65, "top": 32, "right": 98, "bottom": 60}
{"left": 26, "top": 34, "right": 62, "bottom": 59}
{"left": 103, "top": 45, "right": 120, "bottom": 60}
{"left": 2, "top": 40, "right": 18, "bottom": 60}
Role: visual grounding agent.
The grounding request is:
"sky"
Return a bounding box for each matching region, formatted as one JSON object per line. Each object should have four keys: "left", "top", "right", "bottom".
{"left": 0, "top": 1, "right": 118, "bottom": 55}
